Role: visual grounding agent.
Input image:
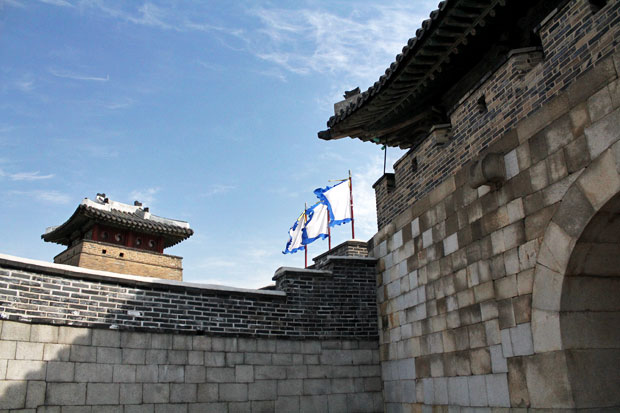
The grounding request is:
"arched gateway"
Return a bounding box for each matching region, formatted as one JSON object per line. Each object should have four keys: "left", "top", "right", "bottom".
{"left": 531, "top": 144, "right": 620, "bottom": 408}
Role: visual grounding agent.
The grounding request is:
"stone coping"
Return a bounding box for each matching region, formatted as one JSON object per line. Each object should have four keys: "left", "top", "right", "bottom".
{"left": 0, "top": 253, "right": 286, "bottom": 298}
{"left": 273, "top": 255, "right": 377, "bottom": 280}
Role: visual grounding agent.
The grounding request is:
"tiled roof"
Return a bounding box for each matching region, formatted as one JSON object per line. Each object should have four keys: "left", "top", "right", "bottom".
{"left": 318, "top": 0, "right": 530, "bottom": 148}
{"left": 42, "top": 198, "right": 193, "bottom": 248}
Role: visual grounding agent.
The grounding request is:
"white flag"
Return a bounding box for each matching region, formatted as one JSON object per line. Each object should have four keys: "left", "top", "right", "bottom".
{"left": 314, "top": 179, "right": 352, "bottom": 226}
{"left": 303, "top": 202, "right": 329, "bottom": 245}
{"left": 283, "top": 213, "right": 305, "bottom": 254}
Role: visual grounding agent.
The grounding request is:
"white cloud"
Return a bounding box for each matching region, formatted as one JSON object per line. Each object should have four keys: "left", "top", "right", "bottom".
{"left": 1, "top": 0, "right": 25, "bottom": 9}
{"left": 39, "top": 0, "right": 73, "bottom": 7}
{"left": 49, "top": 68, "right": 109, "bottom": 82}
{"left": 9, "top": 190, "right": 72, "bottom": 204}
{"left": 104, "top": 98, "right": 134, "bottom": 110}
{"left": 202, "top": 184, "right": 236, "bottom": 197}
{"left": 15, "top": 80, "right": 34, "bottom": 92}
{"left": 129, "top": 187, "right": 159, "bottom": 207}
{"left": 7, "top": 171, "right": 55, "bottom": 181}
{"left": 248, "top": 2, "right": 436, "bottom": 86}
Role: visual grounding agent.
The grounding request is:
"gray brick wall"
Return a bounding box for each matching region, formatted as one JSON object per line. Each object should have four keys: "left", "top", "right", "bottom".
{"left": 0, "top": 248, "right": 378, "bottom": 340}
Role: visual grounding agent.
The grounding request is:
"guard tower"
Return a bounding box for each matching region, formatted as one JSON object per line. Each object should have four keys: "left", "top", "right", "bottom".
{"left": 42, "top": 194, "right": 193, "bottom": 281}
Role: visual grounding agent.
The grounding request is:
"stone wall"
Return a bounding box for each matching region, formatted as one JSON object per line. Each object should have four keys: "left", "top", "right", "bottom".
{"left": 0, "top": 242, "right": 383, "bottom": 411}
{"left": 374, "top": 0, "right": 620, "bottom": 230}
{"left": 0, "top": 321, "right": 382, "bottom": 412}
{"left": 369, "top": 3, "right": 620, "bottom": 409}
{"left": 54, "top": 240, "right": 184, "bottom": 281}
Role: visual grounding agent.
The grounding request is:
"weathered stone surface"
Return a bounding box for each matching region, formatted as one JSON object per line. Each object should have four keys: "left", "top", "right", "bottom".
{"left": 524, "top": 352, "right": 574, "bottom": 408}
{"left": 585, "top": 107, "right": 620, "bottom": 160}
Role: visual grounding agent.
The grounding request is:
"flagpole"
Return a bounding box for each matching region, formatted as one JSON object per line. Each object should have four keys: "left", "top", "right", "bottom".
{"left": 327, "top": 209, "right": 331, "bottom": 250}
{"left": 304, "top": 203, "right": 308, "bottom": 268}
{"left": 349, "top": 170, "right": 355, "bottom": 240}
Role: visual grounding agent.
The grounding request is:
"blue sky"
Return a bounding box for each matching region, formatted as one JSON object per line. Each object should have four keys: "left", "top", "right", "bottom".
{"left": 0, "top": 0, "right": 437, "bottom": 288}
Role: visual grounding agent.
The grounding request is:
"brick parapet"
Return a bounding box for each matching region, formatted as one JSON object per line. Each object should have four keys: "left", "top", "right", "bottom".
{"left": 311, "top": 239, "right": 369, "bottom": 267}
{"left": 0, "top": 253, "right": 378, "bottom": 340}
{"left": 55, "top": 240, "right": 183, "bottom": 281}
{"left": 374, "top": 0, "right": 620, "bottom": 230}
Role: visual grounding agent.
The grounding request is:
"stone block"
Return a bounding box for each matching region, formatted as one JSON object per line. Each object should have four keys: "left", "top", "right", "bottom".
{"left": 507, "top": 357, "right": 529, "bottom": 407}
{"left": 195, "top": 384, "right": 218, "bottom": 403}
{"left": 168, "top": 350, "right": 187, "bottom": 365}
{"left": 143, "top": 383, "right": 170, "bottom": 403}
{"left": 26, "top": 380, "right": 45, "bottom": 408}
{"left": 0, "top": 339, "right": 16, "bottom": 359}
{"left": 585, "top": 106, "right": 620, "bottom": 160}
{"left": 564, "top": 135, "right": 590, "bottom": 173}
{"left": 524, "top": 352, "right": 573, "bottom": 408}
{"left": 0, "top": 380, "right": 26, "bottom": 409}
{"left": 480, "top": 301, "right": 498, "bottom": 321}
{"left": 588, "top": 84, "right": 614, "bottom": 122}
{"left": 169, "top": 383, "right": 197, "bottom": 403}
{"left": 15, "top": 342, "right": 44, "bottom": 360}
{"left": 46, "top": 383, "right": 86, "bottom": 405}
{"left": 495, "top": 275, "right": 518, "bottom": 300}
{"left": 58, "top": 327, "right": 91, "bottom": 345}
{"left": 113, "top": 364, "right": 136, "bottom": 383}
{"left": 120, "top": 383, "right": 142, "bottom": 404}
{"left": 510, "top": 322, "right": 534, "bottom": 356}
{"left": 204, "top": 352, "right": 225, "bottom": 367}
{"left": 531, "top": 308, "right": 562, "bottom": 353}
{"left": 468, "top": 374, "right": 488, "bottom": 406}
{"left": 447, "top": 376, "right": 469, "bottom": 405}
{"left": 46, "top": 361, "right": 74, "bottom": 382}
{"left": 75, "top": 362, "right": 112, "bottom": 383}
{"left": 151, "top": 334, "right": 172, "bottom": 350}
{"left": 125, "top": 406, "right": 155, "bottom": 413}
{"left": 484, "top": 319, "right": 500, "bottom": 345}
{"left": 489, "top": 344, "right": 507, "bottom": 373}
{"left": 470, "top": 348, "right": 491, "bottom": 375}
{"left": 216, "top": 383, "right": 246, "bottom": 402}
{"left": 486, "top": 373, "right": 510, "bottom": 407}
{"left": 187, "top": 350, "right": 203, "bottom": 365}
{"left": 500, "top": 328, "right": 513, "bottom": 358}
{"left": 155, "top": 404, "right": 187, "bottom": 413}
{"left": 204, "top": 367, "right": 233, "bottom": 383}
{"left": 504, "top": 149, "right": 519, "bottom": 180}
{"left": 1, "top": 321, "right": 31, "bottom": 341}
{"left": 517, "top": 269, "right": 534, "bottom": 295}
{"left": 86, "top": 383, "right": 119, "bottom": 405}
{"left": 180, "top": 365, "right": 203, "bottom": 384}
{"left": 30, "top": 325, "right": 58, "bottom": 344}
{"left": 537, "top": 222, "right": 574, "bottom": 275}
{"left": 546, "top": 149, "right": 568, "bottom": 183}
{"left": 513, "top": 295, "right": 532, "bottom": 324}
{"left": 6, "top": 359, "right": 46, "bottom": 380}
{"left": 158, "top": 365, "right": 184, "bottom": 383}
{"left": 172, "top": 335, "right": 192, "bottom": 351}
{"left": 93, "top": 406, "right": 123, "bottom": 413}
{"left": 275, "top": 396, "right": 299, "bottom": 412}
{"left": 524, "top": 204, "right": 555, "bottom": 241}
{"left": 136, "top": 365, "right": 158, "bottom": 382}
{"left": 122, "top": 349, "right": 146, "bottom": 365}
{"left": 497, "top": 299, "right": 515, "bottom": 329}
{"left": 70, "top": 345, "right": 96, "bottom": 363}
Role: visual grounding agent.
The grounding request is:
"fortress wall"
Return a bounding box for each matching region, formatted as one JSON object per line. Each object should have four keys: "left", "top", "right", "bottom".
{"left": 370, "top": 1, "right": 620, "bottom": 410}
{"left": 0, "top": 245, "right": 383, "bottom": 412}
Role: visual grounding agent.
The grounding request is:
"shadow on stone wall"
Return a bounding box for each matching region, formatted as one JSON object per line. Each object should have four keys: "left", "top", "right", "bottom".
{"left": 0, "top": 319, "right": 384, "bottom": 412}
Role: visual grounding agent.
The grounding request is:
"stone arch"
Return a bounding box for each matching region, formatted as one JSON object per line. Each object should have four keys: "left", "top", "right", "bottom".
{"left": 530, "top": 142, "right": 620, "bottom": 408}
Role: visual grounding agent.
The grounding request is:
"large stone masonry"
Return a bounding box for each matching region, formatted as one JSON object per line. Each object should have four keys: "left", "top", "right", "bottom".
{"left": 0, "top": 240, "right": 383, "bottom": 411}
{"left": 370, "top": 43, "right": 620, "bottom": 411}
